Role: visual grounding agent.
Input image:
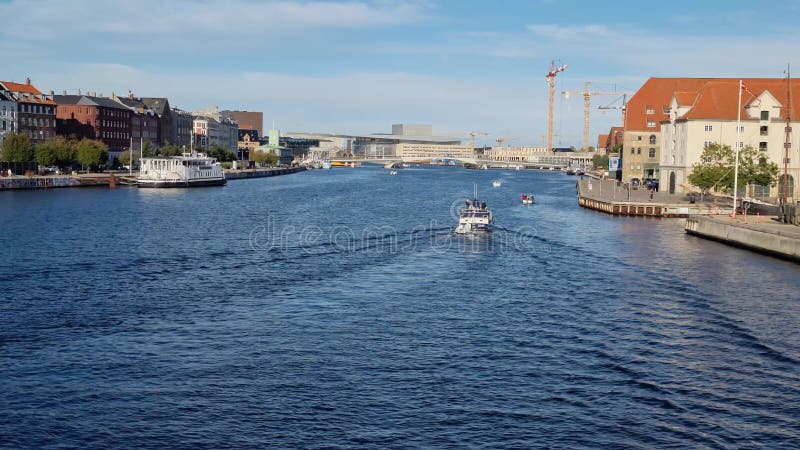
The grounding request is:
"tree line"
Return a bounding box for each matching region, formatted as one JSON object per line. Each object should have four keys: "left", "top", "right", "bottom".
{"left": 1, "top": 132, "right": 249, "bottom": 171}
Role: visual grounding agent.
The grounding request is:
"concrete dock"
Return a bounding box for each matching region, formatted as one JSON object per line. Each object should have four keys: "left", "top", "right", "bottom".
{"left": 686, "top": 216, "right": 800, "bottom": 262}
{"left": 224, "top": 166, "right": 305, "bottom": 180}
{"left": 577, "top": 178, "right": 733, "bottom": 217}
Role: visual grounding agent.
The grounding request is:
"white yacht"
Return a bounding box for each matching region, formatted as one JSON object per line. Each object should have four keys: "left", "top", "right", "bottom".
{"left": 455, "top": 185, "right": 494, "bottom": 234}
{"left": 138, "top": 153, "right": 226, "bottom": 188}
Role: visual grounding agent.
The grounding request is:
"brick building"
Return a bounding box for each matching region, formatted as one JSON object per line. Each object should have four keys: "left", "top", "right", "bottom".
{"left": 54, "top": 94, "right": 132, "bottom": 155}
{"left": 222, "top": 110, "right": 263, "bottom": 136}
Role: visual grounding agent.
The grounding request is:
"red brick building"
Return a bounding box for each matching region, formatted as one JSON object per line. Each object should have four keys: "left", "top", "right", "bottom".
{"left": 54, "top": 94, "right": 132, "bottom": 153}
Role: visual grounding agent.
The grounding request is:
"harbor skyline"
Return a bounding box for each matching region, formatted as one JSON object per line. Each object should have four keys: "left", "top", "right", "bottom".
{"left": 2, "top": 0, "right": 798, "bottom": 147}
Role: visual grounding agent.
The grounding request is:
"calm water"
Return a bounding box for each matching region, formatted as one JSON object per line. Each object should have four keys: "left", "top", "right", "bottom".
{"left": 1, "top": 166, "right": 799, "bottom": 449}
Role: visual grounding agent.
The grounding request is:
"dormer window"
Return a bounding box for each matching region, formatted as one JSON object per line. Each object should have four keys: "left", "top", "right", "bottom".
{"left": 761, "top": 111, "right": 769, "bottom": 120}
{"left": 646, "top": 106, "right": 655, "bottom": 114}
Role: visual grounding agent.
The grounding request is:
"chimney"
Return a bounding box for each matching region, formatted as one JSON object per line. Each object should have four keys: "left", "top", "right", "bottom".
{"left": 25, "top": 77, "right": 31, "bottom": 85}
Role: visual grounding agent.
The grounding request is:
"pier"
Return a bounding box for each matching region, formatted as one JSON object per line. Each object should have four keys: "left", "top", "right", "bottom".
{"left": 577, "top": 178, "right": 733, "bottom": 217}
{"left": 686, "top": 216, "right": 800, "bottom": 263}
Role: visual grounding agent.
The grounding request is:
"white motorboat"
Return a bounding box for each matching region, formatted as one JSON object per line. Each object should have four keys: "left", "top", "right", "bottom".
{"left": 138, "top": 153, "right": 226, "bottom": 188}
{"left": 455, "top": 185, "right": 494, "bottom": 234}
{"left": 492, "top": 180, "right": 502, "bottom": 188}
{"left": 389, "top": 170, "right": 398, "bottom": 175}
{"left": 521, "top": 194, "right": 534, "bottom": 205}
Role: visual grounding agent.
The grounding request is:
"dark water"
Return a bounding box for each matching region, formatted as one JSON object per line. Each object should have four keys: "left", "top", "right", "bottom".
{"left": 1, "top": 166, "right": 799, "bottom": 449}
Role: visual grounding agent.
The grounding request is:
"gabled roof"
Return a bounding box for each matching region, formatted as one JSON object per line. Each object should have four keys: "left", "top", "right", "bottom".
{"left": 673, "top": 91, "right": 698, "bottom": 106}
{"left": 625, "top": 78, "right": 714, "bottom": 131}
{"left": 680, "top": 78, "right": 800, "bottom": 120}
{"left": 141, "top": 97, "right": 170, "bottom": 115}
{"left": 0, "top": 80, "right": 42, "bottom": 95}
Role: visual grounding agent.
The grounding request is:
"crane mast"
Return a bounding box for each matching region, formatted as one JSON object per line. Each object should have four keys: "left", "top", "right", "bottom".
{"left": 563, "top": 82, "right": 633, "bottom": 150}
{"left": 546, "top": 60, "right": 567, "bottom": 152}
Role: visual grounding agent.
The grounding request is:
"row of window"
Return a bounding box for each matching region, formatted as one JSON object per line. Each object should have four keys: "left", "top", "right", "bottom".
{"left": 21, "top": 117, "right": 55, "bottom": 128}
{"left": 19, "top": 104, "right": 54, "bottom": 115}
{"left": 635, "top": 134, "right": 658, "bottom": 144}
{"left": 629, "top": 147, "right": 657, "bottom": 158}
{"left": 102, "top": 131, "right": 130, "bottom": 140}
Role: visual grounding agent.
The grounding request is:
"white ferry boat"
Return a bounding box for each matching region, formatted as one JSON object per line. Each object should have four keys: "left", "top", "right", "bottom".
{"left": 138, "top": 153, "right": 226, "bottom": 188}
{"left": 455, "top": 185, "right": 494, "bottom": 234}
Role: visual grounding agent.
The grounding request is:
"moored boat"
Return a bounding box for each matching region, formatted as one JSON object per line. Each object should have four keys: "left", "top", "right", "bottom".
{"left": 521, "top": 194, "right": 534, "bottom": 205}
{"left": 137, "top": 153, "right": 226, "bottom": 188}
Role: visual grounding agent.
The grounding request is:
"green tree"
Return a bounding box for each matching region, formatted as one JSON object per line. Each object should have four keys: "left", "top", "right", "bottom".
{"left": 117, "top": 150, "right": 139, "bottom": 167}
{"left": 158, "top": 144, "right": 183, "bottom": 156}
{"left": 688, "top": 143, "right": 779, "bottom": 194}
{"left": 141, "top": 141, "right": 157, "bottom": 158}
{"left": 51, "top": 137, "right": 77, "bottom": 167}
{"left": 34, "top": 143, "right": 57, "bottom": 166}
{"left": 612, "top": 143, "right": 623, "bottom": 153}
{"left": 76, "top": 139, "right": 108, "bottom": 171}
{"left": 1, "top": 132, "right": 35, "bottom": 162}
{"left": 251, "top": 150, "right": 279, "bottom": 165}
{"left": 592, "top": 153, "right": 609, "bottom": 169}
{"left": 206, "top": 144, "right": 235, "bottom": 162}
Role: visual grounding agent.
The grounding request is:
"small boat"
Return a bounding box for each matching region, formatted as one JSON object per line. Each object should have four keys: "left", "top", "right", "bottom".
{"left": 138, "top": 152, "right": 226, "bottom": 188}
{"left": 492, "top": 180, "right": 502, "bottom": 188}
{"left": 321, "top": 161, "right": 331, "bottom": 170}
{"left": 521, "top": 194, "right": 534, "bottom": 205}
{"left": 455, "top": 185, "right": 494, "bottom": 234}
{"left": 389, "top": 170, "right": 398, "bottom": 175}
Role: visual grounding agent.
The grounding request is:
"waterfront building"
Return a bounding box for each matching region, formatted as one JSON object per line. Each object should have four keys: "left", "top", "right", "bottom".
{"left": 484, "top": 146, "right": 549, "bottom": 162}
{"left": 141, "top": 98, "right": 174, "bottom": 145}
{"left": 171, "top": 108, "right": 193, "bottom": 150}
{"left": 660, "top": 78, "right": 800, "bottom": 201}
{"left": 112, "top": 93, "right": 159, "bottom": 152}
{"left": 622, "top": 78, "right": 713, "bottom": 183}
{"left": 0, "top": 90, "right": 17, "bottom": 150}
{"left": 54, "top": 93, "right": 132, "bottom": 156}
{"left": 238, "top": 127, "right": 259, "bottom": 160}
{"left": 0, "top": 79, "right": 57, "bottom": 145}
{"left": 221, "top": 110, "right": 263, "bottom": 137}
{"left": 193, "top": 106, "right": 239, "bottom": 153}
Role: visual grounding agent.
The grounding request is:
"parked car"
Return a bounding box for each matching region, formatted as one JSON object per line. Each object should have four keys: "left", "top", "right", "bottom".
{"left": 644, "top": 178, "right": 659, "bottom": 190}
{"left": 630, "top": 178, "right": 641, "bottom": 188}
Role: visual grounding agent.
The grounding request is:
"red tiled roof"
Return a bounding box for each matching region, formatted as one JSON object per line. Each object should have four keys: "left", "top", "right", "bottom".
{"left": 627, "top": 77, "right": 800, "bottom": 130}
{"left": 625, "top": 78, "right": 714, "bottom": 131}
{"left": 1, "top": 80, "right": 42, "bottom": 95}
{"left": 674, "top": 91, "right": 698, "bottom": 106}
{"left": 682, "top": 78, "right": 800, "bottom": 120}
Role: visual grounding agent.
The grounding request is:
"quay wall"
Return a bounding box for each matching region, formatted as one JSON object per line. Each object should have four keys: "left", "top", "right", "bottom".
{"left": 224, "top": 167, "right": 306, "bottom": 180}
{"left": 686, "top": 217, "right": 800, "bottom": 262}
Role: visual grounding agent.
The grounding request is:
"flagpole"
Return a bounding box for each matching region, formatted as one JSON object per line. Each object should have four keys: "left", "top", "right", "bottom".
{"left": 733, "top": 80, "right": 742, "bottom": 218}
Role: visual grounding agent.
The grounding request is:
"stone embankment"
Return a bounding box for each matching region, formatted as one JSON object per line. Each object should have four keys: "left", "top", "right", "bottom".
{"left": 686, "top": 216, "right": 800, "bottom": 263}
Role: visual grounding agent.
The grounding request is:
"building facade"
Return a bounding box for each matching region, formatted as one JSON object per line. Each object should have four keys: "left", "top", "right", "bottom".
{"left": 222, "top": 110, "right": 263, "bottom": 136}
{"left": 238, "top": 128, "right": 259, "bottom": 160}
{"left": 193, "top": 106, "right": 239, "bottom": 153}
{"left": 54, "top": 94, "right": 132, "bottom": 154}
{"left": 171, "top": 108, "right": 193, "bottom": 150}
{"left": 112, "top": 94, "right": 159, "bottom": 152}
{"left": 660, "top": 78, "right": 800, "bottom": 200}
{"left": 0, "top": 79, "right": 57, "bottom": 145}
{"left": 141, "top": 98, "right": 173, "bottom": 145}
{"left": 622, "top": 78, "right": 714, "bottom": 183}
{"left": 0, "top": 91, "right": 17, "bottom": 150}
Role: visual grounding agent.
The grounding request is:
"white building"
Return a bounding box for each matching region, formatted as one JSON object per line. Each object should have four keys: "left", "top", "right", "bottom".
{"left": 0, "top": 91, "right": 17, "bottom": 150}
{"left": 660, "top": 79, "right": 800, "bottom": 200}
{"left": 192, "top": 106, "right": 239, "bottom": 153}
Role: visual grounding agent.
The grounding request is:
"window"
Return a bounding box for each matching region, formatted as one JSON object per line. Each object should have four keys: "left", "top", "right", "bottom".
{"left": 637, "top": 136, "right": 642, "bottom": 141}
{"left": 738, "top": 125, "right": 744, "bottom": 132}
{"left": 647, "top": 121, "right": 656, "bottom": 127}
{"left": 637, "top": 148, "right": 641, "bottom": 155}
{"left": 760, "top": 126, "right": 768, "bottom": 136}
{"left": 759, "top": 142, "right": 767, "bottom": 152}
{"left": 649, "top": 135, "right": 656, "bottom": 144}
{"left": 704, "top": 125, "right": 713, "bottom": 132}
{"left": 649, "top": 148, "right": 656, "bottom": 158}
{"left": 646, "top": 106, "right": 655, "bottom": 114}
{"left": 761, "top": 111, "right": 769, "bottom": 120}
{"left": 704, "top": 141, "right": 712, "bottom": 148}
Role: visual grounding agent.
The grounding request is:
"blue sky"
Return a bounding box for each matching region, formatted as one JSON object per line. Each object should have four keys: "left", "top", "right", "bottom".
{"left": 1, "top": 0, "right": 797, "bottom": 146}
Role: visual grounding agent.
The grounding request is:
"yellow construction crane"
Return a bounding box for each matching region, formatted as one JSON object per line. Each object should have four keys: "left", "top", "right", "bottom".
{"left": 469, "top": 132, "right": 491, "bottom": 156}
{"left": 562, "top": 82, "right": 633, "bottom": 151}
{"left": 546, "top": 60, "right": 568, "bottom": 153}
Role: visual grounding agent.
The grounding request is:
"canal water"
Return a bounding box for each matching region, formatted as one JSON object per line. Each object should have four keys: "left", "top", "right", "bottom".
{"left": 1, "top": 166, "right": 799, "bottom": 448}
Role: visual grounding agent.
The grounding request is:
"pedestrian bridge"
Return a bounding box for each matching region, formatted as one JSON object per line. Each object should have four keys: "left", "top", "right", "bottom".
{"left": 329, "top": 156, "right": 568, "bottom": 170}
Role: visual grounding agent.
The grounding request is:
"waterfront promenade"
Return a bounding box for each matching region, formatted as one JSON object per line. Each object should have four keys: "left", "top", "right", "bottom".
{"left": 0, "top": 167, "right": 305, "bottom": 190}
{"left": 577, "top": 178, "right": 733, "bottom": 217}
